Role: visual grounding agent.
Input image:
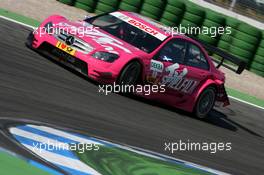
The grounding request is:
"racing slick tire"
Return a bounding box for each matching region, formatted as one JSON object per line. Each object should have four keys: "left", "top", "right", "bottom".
{"left": 25, "top": 31, "right": 34, "bottom": 49}
{"left": 194, "top": 87, "right": 216, "bottom": 118}
{"left": 117, "top": 61, "right": 141, "bottom": 86}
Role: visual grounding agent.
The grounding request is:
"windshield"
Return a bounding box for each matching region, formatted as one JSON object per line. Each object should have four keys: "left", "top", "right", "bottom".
{"left": 84, "top": 13, "right": 164, "bottom": 53}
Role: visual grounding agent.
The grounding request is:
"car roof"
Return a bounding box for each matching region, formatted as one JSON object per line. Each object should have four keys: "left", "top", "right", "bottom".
{"left": 120, "top": 11, "right": 195, "bottom": 40}
{"left": 111, "top": 11, "right": 201, "bottom": 46}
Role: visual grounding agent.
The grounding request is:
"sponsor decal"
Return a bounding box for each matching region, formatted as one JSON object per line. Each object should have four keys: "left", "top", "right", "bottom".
{"left": 110, "top": 12, "right": 167, "bottom": 41}
{"left": 148, "top": 60, "right": 198, "bottom": 94}
{"left": 56, "top": 41, "right": 76, "bottom": 56}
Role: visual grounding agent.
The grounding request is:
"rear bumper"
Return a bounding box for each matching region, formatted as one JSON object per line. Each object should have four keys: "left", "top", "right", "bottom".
{"left": 215, "top": 84, "right": 230, "bottom": 107}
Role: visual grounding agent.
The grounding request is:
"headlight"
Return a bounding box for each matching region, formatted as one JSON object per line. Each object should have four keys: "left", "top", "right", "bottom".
{"left": 44, "top": 22, "right": 53, "bottom": 34}
{"left": 92, "top": 51, "right": 119, "bottom": 62}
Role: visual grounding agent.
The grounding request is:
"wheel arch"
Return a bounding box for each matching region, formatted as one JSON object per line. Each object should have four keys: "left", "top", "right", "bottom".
{"left": 192, "top": 79, "right": 219, "bottom": 111}
{"left": 117, "top": 58, "right": 144, "bottom": 83}
{"left": 39, "top": 15, "right": 67, "bottom": 28}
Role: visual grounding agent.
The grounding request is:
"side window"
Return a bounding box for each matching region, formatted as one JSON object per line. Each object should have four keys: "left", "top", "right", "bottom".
{"left": 154, "top": 39, "right": 186, "bottom": 64}
{"left": 185, "top": 43, "right": 209, "bottom": 70}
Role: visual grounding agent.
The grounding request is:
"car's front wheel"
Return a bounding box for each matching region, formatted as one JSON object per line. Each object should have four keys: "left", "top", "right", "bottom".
{"left": 26, "top": 32, "right": 34, "bottom": 48}
{"left": 194, "top": 87, "right": 216, "bottom": 118}
{"left": 117, "top": 61, "right": 141, "bottom": 86}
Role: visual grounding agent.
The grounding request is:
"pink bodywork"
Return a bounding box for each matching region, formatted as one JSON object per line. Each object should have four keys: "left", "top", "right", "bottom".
{"left": 31, "top": 11, "right": 229, "bottom": 112}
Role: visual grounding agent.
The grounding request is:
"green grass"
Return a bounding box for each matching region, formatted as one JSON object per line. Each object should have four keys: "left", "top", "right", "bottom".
{"left": 0, "top": 8, "right": 40, "bottom": 27}
{"left": 76, "top": 146, "right": 212, "bottom": 175}
{"left": 226, "top": 88, "right": 264, "bottom": 108}
{"left": 0, "top": 151, "right": 54, "bottom": 175}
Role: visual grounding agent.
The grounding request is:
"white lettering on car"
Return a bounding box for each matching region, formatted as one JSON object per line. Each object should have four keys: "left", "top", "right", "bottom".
{"left": 110, "top": 12, "right": 167, "bottom": 41}
{"left": 149, "top": 60, "right": 198, "bottom": 94}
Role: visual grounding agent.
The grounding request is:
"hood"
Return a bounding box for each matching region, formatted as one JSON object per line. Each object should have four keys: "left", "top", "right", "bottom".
{"left": 54, "top": 20, "right": 146, "bottom": 57}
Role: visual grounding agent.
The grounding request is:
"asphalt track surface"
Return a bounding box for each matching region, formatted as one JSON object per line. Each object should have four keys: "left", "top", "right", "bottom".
{"left": 0, "top": 18, "right": 264, "bottom": 175}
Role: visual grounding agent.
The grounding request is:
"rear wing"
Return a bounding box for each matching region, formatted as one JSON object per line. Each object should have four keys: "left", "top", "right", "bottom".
{"left": 192, "top": 37, "right": 247, "bottom": 74}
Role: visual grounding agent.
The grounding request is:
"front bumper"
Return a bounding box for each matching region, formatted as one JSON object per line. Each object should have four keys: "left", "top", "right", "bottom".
{"left": 29, "top": 33, "right": 118, "bottom": 84}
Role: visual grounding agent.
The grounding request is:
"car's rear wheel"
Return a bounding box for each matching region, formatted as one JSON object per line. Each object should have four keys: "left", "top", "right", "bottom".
{"left": 117, "top": 61, "right": 141, "bottom": 86}
{"left": 194, "top": 87, "right": 216, "bottom": 118}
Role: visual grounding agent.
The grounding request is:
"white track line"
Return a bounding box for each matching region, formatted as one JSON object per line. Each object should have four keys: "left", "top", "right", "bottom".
{"left": 28, "top": 124, "right": 102, "bottom": 145}
{"left": 1, "top": 15, "right": 263, "bottom": 110}
{"left": 0, "top": 15, "right": 35, "bottom": 29}
{"left": 228, "top": 95, "right": 264, "bottom": 110}
{"left": 9, "top": 127, "right": 70, "bottom": 150}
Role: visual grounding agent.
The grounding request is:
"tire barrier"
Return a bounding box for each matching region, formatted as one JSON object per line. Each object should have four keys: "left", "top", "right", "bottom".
{"left": 74, "top": 0, "right": 97, "bottom": 12}
{"left": 139, "top": 0, "right": 166, "bottom": 20}
{"left": 159, "top": 0, "right": 185, "bottom": 26}
{"left": 250, "top": 33, "right": 264, "bottom": 76}
{"left": 229, "top": 23, "right": 261, "bottom": 65}
{"left": 118, "top": 0, "right": 142, "bottom": 12}
{"left": 180, "top": 2, "right": 205, "bottom": 32}
{"left": 95, "top": 0, "right": 120, "bottom": 14}
{"left": 59, "top": 0, "right": 74, "bottom": 5}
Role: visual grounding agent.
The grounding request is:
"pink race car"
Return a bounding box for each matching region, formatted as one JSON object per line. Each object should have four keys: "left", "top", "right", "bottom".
{"left": 27, "top": 11, "right": 245, "bottom": 118}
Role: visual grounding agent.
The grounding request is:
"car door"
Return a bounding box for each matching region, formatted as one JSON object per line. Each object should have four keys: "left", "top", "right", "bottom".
{"left": 182, "top": 41, "right": 211, "bottom": 94}
{"left": 146, "top": 38, "right": 189, "bottom": 102}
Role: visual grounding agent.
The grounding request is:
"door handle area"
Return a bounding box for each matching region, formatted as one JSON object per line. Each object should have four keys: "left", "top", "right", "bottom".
{"left": 199, "top": 72, "right": 207, "bottom": 77}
